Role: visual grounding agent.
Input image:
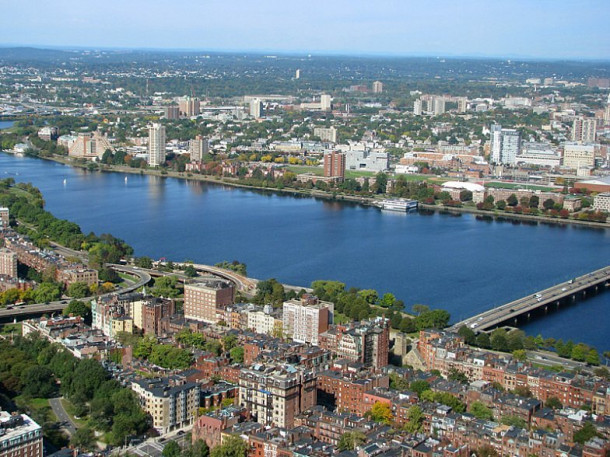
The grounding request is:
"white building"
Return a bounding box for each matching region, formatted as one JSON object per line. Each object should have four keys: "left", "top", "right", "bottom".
{"left": 433, "top": 97, "right": 446, "bottom": 116}
{"left": 516, "top": 142, "right": 561, "bottom": 167}
{"left": 563, "top": 142, "right": 595, "bottom": 169}
{"left": 249, "top": 98, "right": 263, "bottom": 119}
{"left": 372, "top": 81, "right": 383, "bottom": 94}
{"left": 592, "top": 192, "right": 610, "bottom": 212}
{"left": 320, "top": 94, "right": 332, "bottom": 111}
{"left": 413, "top": 99, "right": 423, "bottom": 116}
{"left": 246, "top": 304, "right": 280, "bottom": 335}
{"left": 490, "top": 124, "right": 521, "bottom": 165}
{"left": 313, "top": 126, "right": 337, "bottom": 143}
{"left": 282, "top": 296, "right": 334, "bottom": 346}
{"left": 147, "top": 123, "right": 166, "bottom": 167}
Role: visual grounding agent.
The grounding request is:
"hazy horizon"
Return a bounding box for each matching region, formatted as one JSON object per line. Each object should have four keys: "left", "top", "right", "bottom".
{"left": 1, "top": 0, "right": 609, "bottom": 60}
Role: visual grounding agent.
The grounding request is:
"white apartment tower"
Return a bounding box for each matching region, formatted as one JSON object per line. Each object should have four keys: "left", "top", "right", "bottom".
{"left": 433, "top": 97, "right": 446, "bottom": 115}
{"left": 282, "top": 295, "right": 334, "bottom": 346}
{"left": 148, "top": 123, "right": 166, "bottom": 167}
{"left": 372, "top": 81, "right": 383, "bottom": 94}
{"left": 249, "top": 98, "right": 263, "bottom": 119}
{"left": 413, "top": 99, "right": 423, "bottom": 116}
{"left": 320, "top": 94, "right": 332, "bottom": 111}
{"left": 457, "top": 97, "right": 468, "bottom": 113}
{"left": 490, "top": 124, "right": 521, "bottom": 165}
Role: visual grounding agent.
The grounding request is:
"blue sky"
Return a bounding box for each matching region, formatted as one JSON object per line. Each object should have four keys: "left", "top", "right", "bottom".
{"left": 2, "top": 0, "right": 609, "bottom": 59}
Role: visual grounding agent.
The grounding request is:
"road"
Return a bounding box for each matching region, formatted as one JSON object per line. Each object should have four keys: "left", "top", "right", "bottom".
{"left": 49, "top": 397, "right": 77, "bottom": 436}
{"left": 0, "top": 265, "right": 151, "bottom": 320}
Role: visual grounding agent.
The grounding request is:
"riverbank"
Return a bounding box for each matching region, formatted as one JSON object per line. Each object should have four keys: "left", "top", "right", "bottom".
{"left": 18, "top": 152, "right": 610, "bottom": 230}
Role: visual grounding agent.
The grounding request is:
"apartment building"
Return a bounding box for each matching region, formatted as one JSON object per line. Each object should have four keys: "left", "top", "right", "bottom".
{"left": 184, "top": 279, "right": 235, "bottom": 324}
{"left": 238, "top": 364, "right": 316, "bottom": 428}
{"left": 0, "top": 411, "right": 43, "bottom": 457}
{"left": 131, "top": 377, "right": 200, "bottom": 434}
{"left": 0, "top": 249, "right": 17, "bottom": 278}
{"left": 282, "top": 295, "right": 334, "bottom": 346}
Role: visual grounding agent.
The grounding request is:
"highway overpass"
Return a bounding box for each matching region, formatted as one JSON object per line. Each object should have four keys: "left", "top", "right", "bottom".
{"left": 452, "top": 266, "right": 610, "bottom": 332}
{"left": 0, "top": 265, "right": 151, "bottom": 322}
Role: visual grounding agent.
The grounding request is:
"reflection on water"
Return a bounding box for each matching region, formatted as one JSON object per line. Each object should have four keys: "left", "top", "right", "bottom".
{"left": 1, "top": 152, "right": 609, "bottom": 350}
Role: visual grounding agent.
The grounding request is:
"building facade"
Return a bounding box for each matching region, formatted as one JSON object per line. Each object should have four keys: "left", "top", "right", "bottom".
{"left": 490, "top": 124, "right": 521, "bottom": 165}
{"left": 148, "top": 123, "right": 166, "bottom": 167}
{"left": 563, "top": 143, "right": 595, "bottom": 169}
{"left": 131, "top": 377, "right": 200, "bottom": 434}
{"left": 0, "top": 249, "right": 17, "bottom": 278}
{"left": 323, "top": 151, "right": 345, "bottom": 179}
{"left": 189, "top": 135, "right": 209, "bottom": 162}
{"left": 282, "top": 295, "right": 334, "bottom": 346}
{"left": 238, "top": 364, "right": 316, "bottom": 428}
{"left": 0, "top": 411, "right": 43, "bottom": 457}
{"left": 184, "top": 279, "right": 235, "bottom": 324}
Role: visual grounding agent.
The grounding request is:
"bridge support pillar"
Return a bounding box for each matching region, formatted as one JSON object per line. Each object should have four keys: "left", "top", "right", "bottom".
{"left": 544, "top": 306, "right": 548, "bottom": 313}
{"left": 527, "top": 312, "right": 530, "bottom": 320}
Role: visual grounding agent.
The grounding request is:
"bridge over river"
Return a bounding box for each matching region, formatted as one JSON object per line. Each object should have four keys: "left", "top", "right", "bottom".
{"left": 451, "top": 265, "right": 610, "bottom": 332}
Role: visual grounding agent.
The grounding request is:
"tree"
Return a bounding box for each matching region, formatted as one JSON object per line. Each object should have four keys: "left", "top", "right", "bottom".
{"left": 512, "top": 349, "right": 527, "bottom": 361}
{"left": 495, "top": 200, "right": 506, "bottom": 210}
{"left": 490, "top": 329, "right": 508, "bottom": 352}
{"left": 585, "top": 348, "right": 600, "bottom": 366}
{"left": 469, "top": 401, "right": 493, "bottom": 420}
{"left": 21, "top": 365, "right": 56, "bottom": 398}
{"left": 458, "top": 325, "right": 476, "bottom": 345}
{"left": 448, "top": 367, "right": 469, "bottom": 384}
{"left": 337, "top": 431, "right": 366, "bottom": 451}
{"left": 529, "top": 195, "right": 539, "bottom": 208}
{"left": 71, "top": 426, "right": 95, "bottom": 450}
{"left": 404, "top": 405, "right": 424, "bottom": 433}
{"left": 229, "top": 346, "right": 244, "bottom": 363}
{"left": 412, "top": 304, "right": 429, "bottom": 316}
{"left": 358, "top": 289, "right": 378, "bottom": 305}
{"left": 379, "top": 293, "right": 395, "bottom": 308}
{"left": 501, "top": 415, "right": 527, "bottom": 429}
{"left": 459, "top": 190, "right": 473, "bottom": 202}
{"left": 184, "top": 265, "right": 198, "bottom": 278}
{"left": 162, "top": 441, "right": 181, "bottom": 457}
{"left": 374, "top": 172, "right": 388, "bottom": 194}
{"left": 210, "top": 435, "right": 247, "bottom": 457}
{"left": 474, "top": 446, "right": 499, "bottom": 457}
{"left": 389, "top": 372, "right": 410, "bottom": 390}
{"left": 134, "top": 256, "right": 153, "bottom": 269}
{"left": 543, "top": 198, "right": 555, "bottom": 210}
{"left": 368, "top": 401, "right": 393, "bottom": 424}
{"left": 545, "top": 397, "right": 562, "bottom": 410}
{"left": 184, "top": 440, "right": 210, "bottom": 457}
{"left": 409, "top": 380, "right": 431, "bottom": 396}
{"left": 476, "top": 332, "right": 491, "bottom": 349}
{"left": 34, "top": 282, "right": 62, "bottom": 303}
{"left": 63, "top": 300, "right": 91, "bottom": 322}
{"left": 507, "top": 194, "right": 518, "bottom": 206}
{"left": 573, "top": 422, "right": 599, "bottom": 444}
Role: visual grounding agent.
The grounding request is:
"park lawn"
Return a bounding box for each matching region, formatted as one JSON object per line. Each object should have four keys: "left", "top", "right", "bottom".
{"left": 60, "top": 398, "right": 89, "bottom": 427}
{"left": 14, "top": 395, "right": 58, "bottom": 422}
{"left": 286, "top": 165, "right": 323, "bottom": 176}
{"left": 344, "top": 170, "right": 376, "bottom": 179}
{"left": 0, "top": 323, "right": 22, "bottom": 335}
{"left": 485, "top": 181, "right": 556, "bottom": 192}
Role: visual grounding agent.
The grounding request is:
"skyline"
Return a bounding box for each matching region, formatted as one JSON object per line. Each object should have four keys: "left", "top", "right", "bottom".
{"left": 2, "top": 0, "right": 610, "bottom": 60}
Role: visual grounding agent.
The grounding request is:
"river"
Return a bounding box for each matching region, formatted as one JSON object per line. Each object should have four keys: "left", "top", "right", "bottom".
{"left": 1, "top": 153, "right": 609, "bottom": 350}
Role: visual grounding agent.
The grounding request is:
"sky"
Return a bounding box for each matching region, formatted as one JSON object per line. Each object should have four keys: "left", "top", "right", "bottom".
{"left": 1, "top": 0, "right": 609, "bottom": 59}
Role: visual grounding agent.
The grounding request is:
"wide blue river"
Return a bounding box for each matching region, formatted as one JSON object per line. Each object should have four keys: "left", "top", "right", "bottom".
{"left": 1, "top": 153, "right": 609, "bottom": 350}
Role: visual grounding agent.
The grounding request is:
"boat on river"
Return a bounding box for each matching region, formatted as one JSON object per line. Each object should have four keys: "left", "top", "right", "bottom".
{"left": 379, "top": 199, "right": 418, "bottom": 212}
